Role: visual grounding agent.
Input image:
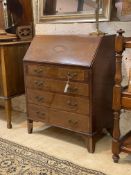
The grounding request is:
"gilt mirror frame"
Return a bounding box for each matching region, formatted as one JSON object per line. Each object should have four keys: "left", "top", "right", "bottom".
{"left": 35, "top": 0, "right": 112, "bottom": 23}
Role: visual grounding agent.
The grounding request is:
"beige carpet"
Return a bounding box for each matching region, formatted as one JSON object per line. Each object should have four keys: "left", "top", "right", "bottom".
{"left": 0, "top": 107, "right": 131, "bottom": 175}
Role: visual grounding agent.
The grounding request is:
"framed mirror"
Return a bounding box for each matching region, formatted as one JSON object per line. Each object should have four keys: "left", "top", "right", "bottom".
{"left": 36, "top": 0, "right": 112, "bottom": 23}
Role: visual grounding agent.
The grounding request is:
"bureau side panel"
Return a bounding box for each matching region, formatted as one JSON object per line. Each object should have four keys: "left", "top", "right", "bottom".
{"left": 92, "top": 35, "right": 115, "bottom": 132}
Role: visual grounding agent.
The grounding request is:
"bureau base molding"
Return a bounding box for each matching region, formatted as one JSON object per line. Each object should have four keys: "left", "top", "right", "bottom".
{"left": 27, "top": 118, "right": 104, "bottom": 153}
{"left": 24, "top": 35, "right": 115, "bottom": 153}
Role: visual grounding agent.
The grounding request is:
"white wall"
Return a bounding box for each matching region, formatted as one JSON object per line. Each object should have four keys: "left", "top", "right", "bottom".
{"left": 36, "top": 22, "right": 131, "bottom": 36}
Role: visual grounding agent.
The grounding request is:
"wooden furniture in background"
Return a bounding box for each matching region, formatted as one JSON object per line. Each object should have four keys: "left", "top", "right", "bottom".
{"left": 0, "top": 0, "right": 17, "bottom": 41}
{"left": 5, "top": 0, "right": 34, "bottom": 35}
{"left": 112, "top": 29, "right": 131, "bottom": 163}
{"left": 0, "top": 0, "right": 33, "bottom": 128}
{"left": 6, "top": 0, "right": 34, "bottom": 26}
{"left": 24, "top": 35, "right": 115, "bottom": 153}
{"left": 0, "top": 40, "right": 30, "bottom": 128}
{"left": 128, "top": 68, "right": 131, "bottom": 93}
{"left": 0, "top": 0, "right": 5, "bottom": 33}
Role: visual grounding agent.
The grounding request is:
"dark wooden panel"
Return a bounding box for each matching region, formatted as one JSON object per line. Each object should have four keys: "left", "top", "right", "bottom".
{"left": 92, "top": 35, "right": 115, "bottom": 131}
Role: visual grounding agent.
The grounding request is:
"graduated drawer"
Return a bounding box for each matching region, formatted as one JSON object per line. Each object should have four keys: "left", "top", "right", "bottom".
{"left": 49, "top": 109, "right": 89, "bottom": 133}
{"left": 27, "top": 89, "right": 89, "bottom": 115}
{"left": 26, "top": 76, "right": 89, "bottom": 97}
{"left": 26, "top": 64, "right": 88, "bottom": 82}
{"left": 28, "top": 104, "right": 49, "bottom": 122}
{"left": 51, "top": 94, "right": 89, "bottom": 115}
{"left": 27, "top": 89, "right": 54, "bottom": 107}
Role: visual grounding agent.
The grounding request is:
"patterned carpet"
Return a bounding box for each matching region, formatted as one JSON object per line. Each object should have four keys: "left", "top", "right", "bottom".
{"left": 0, "top": 137, "right": 106, "bottom": 175}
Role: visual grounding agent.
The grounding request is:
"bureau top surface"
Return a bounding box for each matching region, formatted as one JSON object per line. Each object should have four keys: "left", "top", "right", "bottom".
{"left": 24, "top": 35, "right": 103, "bottom": 67}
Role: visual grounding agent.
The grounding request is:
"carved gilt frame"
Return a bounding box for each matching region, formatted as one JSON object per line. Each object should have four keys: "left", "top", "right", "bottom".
{"left": 35, "top": 0, "right": 112, "bottom": 23}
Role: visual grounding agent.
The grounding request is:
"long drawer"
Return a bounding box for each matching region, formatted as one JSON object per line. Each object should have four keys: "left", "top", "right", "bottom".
{"left": 28, "top": 104, "right": 89, "bottom": 133}
{"left": 26, "top": 64, "right": 89, "bottom": 82}
{"left": 27, "top": 89, "right": 89, "bottom": 115}
{"left": 26, "top": 76, "right": 89, "bottom": 97}
{"left": 49, "top": 109, "right": 89, "bottom": 133}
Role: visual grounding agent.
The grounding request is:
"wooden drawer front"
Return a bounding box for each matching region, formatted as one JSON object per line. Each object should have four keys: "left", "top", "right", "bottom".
{"left": 28, "top": 104, "right": 49, "bottom": 122}
{"left": 26, "top": 64, "right": 88, "bottom": 81}
{"left": 26, "top": 76, "right": 89, "bottom": 97}
{"left": 49, "top": 109, "right": 89, "bottom": 133}
{"left": 122, "top": 97, "right": 131, "bottom": 109}
{"left": 27, "top": 89, "right": 89, "bottom": 115}
{"left": 52, "top": 94, "right": 89, "bottom": 115}
{"left": 27, "top": 89, "right": 54, "bottom": 107}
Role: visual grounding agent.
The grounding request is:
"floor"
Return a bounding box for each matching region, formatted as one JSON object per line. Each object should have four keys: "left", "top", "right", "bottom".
{"left": 0, "top": 107, "right": 131, "bottom": 175}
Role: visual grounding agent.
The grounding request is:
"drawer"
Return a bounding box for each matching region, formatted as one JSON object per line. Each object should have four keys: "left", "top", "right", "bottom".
{"left": 27, "top": 89, "right": 54, "bottom": 107}
{"left": 26, "top": 64, "right": 88, "bottom": 82}
{"left": 28, "top": 104, "right": 49, "bottom": 122}
{"left": 27, "top": 89, "right": 89, "bottom": 115}
{"left": 26, "top": 76, "right": 89, "bottom": 97}
{"left": 51, "top": 94, "right": 89, "bottom": 115}
{"left": 49, "top": 109, "right": 89, "bottom": 133}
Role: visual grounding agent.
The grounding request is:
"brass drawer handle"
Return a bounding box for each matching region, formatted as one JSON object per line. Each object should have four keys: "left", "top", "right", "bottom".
{"left": 36, "top": 111, "right": 45, "bottom": 116}
{"left": 67, "top": 72, "right": 78, "bottom": 79}
{"left": 67, "top": 87, "right": 78, "bottom": 93}
{"left": 41, "top": 112, "right": 46, "bottom": 116}
{"left": 34, "top": 68, "right": 43, "bottom": 74}
{"left": 35, "top": 96, "right": 44, "bottom": 102}
{"left": 68, "top": 119, "right": 78, "bottom": 127}
{"left": 34, "top": 80, "right": 44, "bottom": 87}
{"left": 67, "top": 100, "right": 78, "bottom": 107}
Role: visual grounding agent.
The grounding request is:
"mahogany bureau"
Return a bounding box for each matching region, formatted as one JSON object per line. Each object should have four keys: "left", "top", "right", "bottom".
{"left": 24, "top": 35, "right": 115, "bottom": 153}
